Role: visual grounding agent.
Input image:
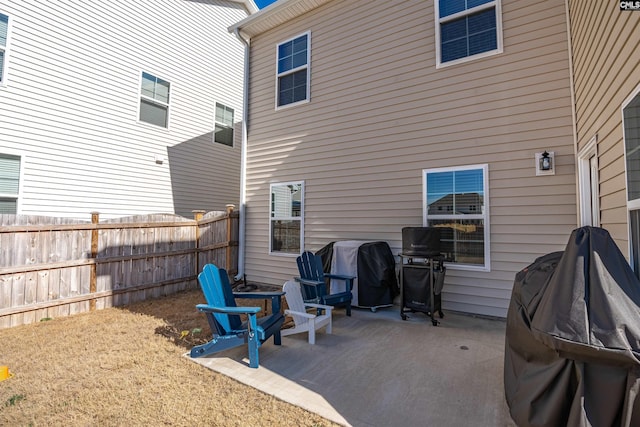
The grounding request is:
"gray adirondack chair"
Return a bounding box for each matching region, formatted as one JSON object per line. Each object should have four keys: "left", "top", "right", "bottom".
{"left": 282, "top": 280, "right": 332, "bottom": 344}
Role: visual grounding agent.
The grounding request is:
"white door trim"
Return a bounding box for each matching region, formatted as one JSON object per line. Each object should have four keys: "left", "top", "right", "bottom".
{"left": 577, "top": 135, "right": 599, "bottom": 227}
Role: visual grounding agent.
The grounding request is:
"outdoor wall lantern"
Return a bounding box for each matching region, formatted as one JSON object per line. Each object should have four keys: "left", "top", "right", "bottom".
{"left": 540, "top": 151, "right": 552, "bottom": 170}
{"left": 535, "top": 151, "right": 555, "bottom": 176}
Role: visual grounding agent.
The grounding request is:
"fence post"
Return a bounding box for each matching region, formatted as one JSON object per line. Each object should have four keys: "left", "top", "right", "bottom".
{"left": 225, "top": 204, "right": 235, "bottom": 273}
{"left": 192, "top": 210, "right": 205, "bottom": 277}
{"left": 89, "top": 212, "right": 100, "bottom": 311}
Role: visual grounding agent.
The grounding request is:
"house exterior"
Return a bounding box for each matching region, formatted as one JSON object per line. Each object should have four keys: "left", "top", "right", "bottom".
{"left": 231, "top": 0, "right": 578, "bottom": 318}
{"left": 0, "top": 0, "right": 256, "bottom": 220}
{"left": 567, "top": 1, "right": 640, "bottom": 269}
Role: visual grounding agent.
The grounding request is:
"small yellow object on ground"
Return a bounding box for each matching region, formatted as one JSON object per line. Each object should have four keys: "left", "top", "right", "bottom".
{"left": 0, "top": 365, "right": 13, "bottom": 381}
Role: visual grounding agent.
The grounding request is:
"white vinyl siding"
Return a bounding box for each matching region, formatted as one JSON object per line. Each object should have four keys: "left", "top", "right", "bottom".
{"left": 241, "top": 0, "right": 576, "bottom": 318}
{"left": 0, "top": 1, "right": 248, "bottom": 219}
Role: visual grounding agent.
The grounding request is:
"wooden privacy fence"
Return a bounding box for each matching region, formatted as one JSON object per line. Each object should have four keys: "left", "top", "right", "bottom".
{"left": 0, "top": 206, "right": 239, "bottom": 329}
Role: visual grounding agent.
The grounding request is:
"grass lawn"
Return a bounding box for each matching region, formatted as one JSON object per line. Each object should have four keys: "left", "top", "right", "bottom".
{"left": 0, "top": 289, "right": 337, "bottom": 426}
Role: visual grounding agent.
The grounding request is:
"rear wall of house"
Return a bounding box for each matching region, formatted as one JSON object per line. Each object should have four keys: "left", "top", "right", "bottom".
{"left": 243, "top": 0, "right": 577, "bottom": 317}
{"left": 568, "top": 0, "right": 640, "bottom": 256}
{"left": 0, "top": 0, "right": 246, "bottom": 219}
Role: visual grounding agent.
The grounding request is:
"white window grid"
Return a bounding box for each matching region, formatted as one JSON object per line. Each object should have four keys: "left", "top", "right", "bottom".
{"left": 269, "top": 181, "right": 304, "bottom": 256}
{"left": 434, "top": 0, "right": 503, "bottom": 69}
{"left": 214, "top": 102, "right": 234, "bottom": 146}
{"left": 423, "top": 164, "right": 490, "bottom": 271}
{"left": 275, "top": 31, "right": 311, "bottom": 109}
{"left": 138, "top": 71, "right": 171, "bottom": 128}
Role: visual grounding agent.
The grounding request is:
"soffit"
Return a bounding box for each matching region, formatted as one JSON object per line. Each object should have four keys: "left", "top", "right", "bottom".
{"left": 229, "top": 0, "right": 334, "bottom": 38}
{"left": 230, "top": 0, "right": 259, "bottom": 14}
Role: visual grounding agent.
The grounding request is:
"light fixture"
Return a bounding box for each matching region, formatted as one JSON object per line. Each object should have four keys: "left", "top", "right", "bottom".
{"left": 540, "top": 151, "right": 552, "bottom": 171}
{"left": 535, "top": 151, "right": 555, "bottom": 176}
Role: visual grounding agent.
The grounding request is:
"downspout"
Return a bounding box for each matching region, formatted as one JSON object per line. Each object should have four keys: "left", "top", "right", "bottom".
{"left": 233, "top": 27, "right": 250, "bottom": 281}
{"left": 565, "top": 0, "right": 580, "bottom": 227}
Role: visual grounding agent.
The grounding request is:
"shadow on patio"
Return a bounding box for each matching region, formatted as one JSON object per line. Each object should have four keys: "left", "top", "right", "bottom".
{"left": 186, "top": 304, "right": 516, "bottom": 427}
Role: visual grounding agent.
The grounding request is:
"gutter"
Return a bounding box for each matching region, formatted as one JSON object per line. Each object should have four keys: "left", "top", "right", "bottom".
{"left": 233, "top": 27, "right": 250, "bottom": 282}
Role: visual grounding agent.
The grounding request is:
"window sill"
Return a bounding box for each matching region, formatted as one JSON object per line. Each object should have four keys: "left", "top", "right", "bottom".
{"left": 436, "top": 48, "right": 503, "bottom": 69}
{"left": 136, "top": 120, "right": 171, "bottom": 132}
{"left": 269, "top": 251, "right": 300, "bottom": 258}
{"left": 444, "top": 262, "right": 490, "bottom": 273}
{"left": 275, "top": 98, "right": 310, "bottom": 111}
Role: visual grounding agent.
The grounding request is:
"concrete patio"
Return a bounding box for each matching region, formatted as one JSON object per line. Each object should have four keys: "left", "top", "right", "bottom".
{"left": 187, "top": 304, "right": 516, "bottom": 427}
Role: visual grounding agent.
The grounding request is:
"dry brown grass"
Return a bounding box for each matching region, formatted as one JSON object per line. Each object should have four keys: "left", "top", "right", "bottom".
{"left": 0, "top": 289, "right": 337, "bottom": 426}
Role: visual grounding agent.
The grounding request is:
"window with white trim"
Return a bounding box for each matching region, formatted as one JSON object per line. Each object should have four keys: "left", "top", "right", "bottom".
{"left": 276, "top": 32, "right": 310, "bottom": 108}
{"left": 0, "top": 153, "right": 21, "bottom": 214}
{"left": 423, "top": 164, "right": 489, "bottom": 270}
{"left": 214, "top": 103, "right": 234, "bottom": 146}
{"left": 435, "top": 0, "right": 502, "bottom": 67}
{"left": 139, "top": 72, "right": 170, "bottom": 128}
{"left": 270, "top": 182, "right": 304, "bottom": 254}
{"left": 624, "top": 90, "right": 640, "bottom": 276}
{"left": 0, "top": 13, "right": 10, "bottom": 83}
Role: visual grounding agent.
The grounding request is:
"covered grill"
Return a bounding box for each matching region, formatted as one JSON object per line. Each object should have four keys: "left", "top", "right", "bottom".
{"left": 504, "top": 226, "right": 640, "bottom": 426}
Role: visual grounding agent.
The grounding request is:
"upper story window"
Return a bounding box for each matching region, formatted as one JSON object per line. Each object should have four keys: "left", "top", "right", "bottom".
{"left": 139, "top": 72, "right": 170, "bottom": 128}
{"left": 270, "top": 182, "right": 304, "bottom": 254}
{"left": 0, "top": 153, "right": 21, "bottom": 214}
{"left": 214, "top": 103, "right": 234, "bottom": 146}
{"left": 435, "top": 0, "right": 502, "bottom": 67}
{"left": 276, "top": 32, "right": 310, "bottom": 108}
{"left": 0, "top": 13, "right": 10, "bottom": 84}
{"left": 423, "top": 164, "right": 490, "bottom": 271}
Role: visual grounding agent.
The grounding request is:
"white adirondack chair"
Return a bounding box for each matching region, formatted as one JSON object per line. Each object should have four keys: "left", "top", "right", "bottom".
{"left": 281, "top": 280, "right": 333, "bottom": 345}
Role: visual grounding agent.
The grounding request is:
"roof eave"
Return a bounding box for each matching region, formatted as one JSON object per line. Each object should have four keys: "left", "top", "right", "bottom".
{"left": 230, "top": 0, "right": 259, "bottom": 15}
{"left": 228, "top": 0, "right": 333, "bottom": 38}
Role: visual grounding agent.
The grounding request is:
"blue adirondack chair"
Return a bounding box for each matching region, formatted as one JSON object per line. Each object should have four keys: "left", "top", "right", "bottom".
{"left": 295, "top": 251, "right": 355, "bottom": 316}
{"left": 190, "top": 264, "right": 285, "bottom": 368}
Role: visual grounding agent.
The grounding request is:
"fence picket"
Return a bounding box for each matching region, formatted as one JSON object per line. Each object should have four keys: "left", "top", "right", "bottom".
{"left": 0, "top": 209, "right": 238, "bottom": 328}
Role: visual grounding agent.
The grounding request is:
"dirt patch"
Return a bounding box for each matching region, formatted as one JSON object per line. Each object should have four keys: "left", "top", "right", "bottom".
{"left": 0, "top": 289, "right": 334, "bottom": 426}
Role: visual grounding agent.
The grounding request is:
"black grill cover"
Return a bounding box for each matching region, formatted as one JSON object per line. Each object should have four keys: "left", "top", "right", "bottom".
{"left": 504, "top": 226, "right": 640, "bottom": 427}
{"left": 316, "top": 241, "right": 399, "bottom": 308}
{"left": 356, "top": 241, "right": 399, "bottom": 307}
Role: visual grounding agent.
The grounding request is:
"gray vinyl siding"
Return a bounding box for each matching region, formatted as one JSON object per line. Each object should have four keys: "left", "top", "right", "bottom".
{"left": 569, "top": 0, "right": 640, "bottom": 257}
{"left": 242, "top": 0, "right": 577, "bottom": 317}
{"left": 0, "top": 0, "right": 247, "bottom": 219}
